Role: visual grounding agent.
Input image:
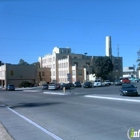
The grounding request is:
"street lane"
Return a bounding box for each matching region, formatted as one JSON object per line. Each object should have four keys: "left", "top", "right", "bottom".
{"left": 0, "top": 83, "right": 140, "bottom": 140}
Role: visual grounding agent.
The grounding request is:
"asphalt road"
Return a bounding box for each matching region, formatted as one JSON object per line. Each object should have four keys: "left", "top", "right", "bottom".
{"left": 0, "top": 83, "right": 140, "bottom": 140}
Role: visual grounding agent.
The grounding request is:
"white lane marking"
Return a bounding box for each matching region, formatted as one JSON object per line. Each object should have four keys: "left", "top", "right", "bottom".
{"left": 43, "top": 92, "right": 65, "bottom": 95}
{"left": 23, "top": 90, "right": 41, "bottom": 92}
{"left": 84, "top": 95, "right": 140, "bottom": 103}
{"left": 7, "top": 107, "right": 63, "bottom": 140}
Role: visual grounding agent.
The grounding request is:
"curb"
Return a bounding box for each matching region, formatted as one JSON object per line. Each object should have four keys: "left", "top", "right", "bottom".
{"left": 0, "top": 123, "right": 14, "bottom": 140}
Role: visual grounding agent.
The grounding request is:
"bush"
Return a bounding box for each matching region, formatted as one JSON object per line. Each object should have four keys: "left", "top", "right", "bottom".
{"left": 19, "top": 81, "right": 34, "bottom": 87}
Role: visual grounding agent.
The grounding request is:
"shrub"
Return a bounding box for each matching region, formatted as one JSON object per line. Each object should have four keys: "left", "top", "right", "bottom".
{"left": 19, "top": 81, "right": 34, "bottom": 87}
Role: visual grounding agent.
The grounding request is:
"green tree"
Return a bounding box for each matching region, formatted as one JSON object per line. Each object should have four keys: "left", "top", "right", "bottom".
{"left": 18, "top": 59, "right": 29, "bottom": 65}
{"left": 32, "top": 62, "right": 40, "bottom": 68}
{"left": 93, "top": 56, "right": 114, "bottom": 80}
{"left": 136, "top": 49, "right": 140, "bottom": 70}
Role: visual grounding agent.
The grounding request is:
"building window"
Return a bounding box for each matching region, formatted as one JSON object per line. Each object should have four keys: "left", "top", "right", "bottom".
{"left": 74, "top": 57, "right": 77, "bottom": 59}
{"left": 74, "top": 62, "right": 78, "bottom": 66}
{"left": 78, "top": 70, "right": 82, "bottom": 75}
{"left": 115, "top": 59, "right": 118, "bottom": 63}
{"left": 10, "top": 70, "right": 14, "bottom": 76}
{"left": 86, "top": 62, "right": 90, "bottom": 66}
{"left": 72, "top": 70, "right": 76, "bottom": 75}
{"left": 53, "top": 71, "right": 55, "bottom": 76}
{"left": 53, "top": 64, "right": 55, "bottom": 69}
{"left": 63, "top": 56, "right": 66, "bottom": 59}
{"left": 42, "top": 72, "right": 45, "bottom": 76}
{"left": 115, "top": 65, "right": 118, "bottom": 70}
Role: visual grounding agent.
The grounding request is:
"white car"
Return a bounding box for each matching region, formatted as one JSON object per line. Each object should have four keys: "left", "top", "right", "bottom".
{"left": 104, "top": 80, "right": 112, "bottom": 86}
{"left": 93, "top": 80, "right": 102, "bottom": 87}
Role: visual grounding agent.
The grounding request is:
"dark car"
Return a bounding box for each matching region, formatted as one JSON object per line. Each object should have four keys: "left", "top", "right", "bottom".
{"left": 114, "top": 80, "right": 122, "bottom": 86}
{"left": 120, "top": 84, "right": 138, "bottom": 96}
{"left": 68, "top": 83, "right": 74, "bottom": 87}
{"left": 7, "top": 84, "right": 15, "bottom": 91}
{"left": 60, "top": 83, "right": 71, "bottom": 90}
{"left": 83, "top": 82, "right": 92, "bottom": 88}
{"left": 74, "top": 81, "right": 82, "bottom": 87}
{"left": 42, "top": 84, "right": 48, "bottom": 90}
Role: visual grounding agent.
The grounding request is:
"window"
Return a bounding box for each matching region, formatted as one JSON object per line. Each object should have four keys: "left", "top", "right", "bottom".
{"left": 115, "top": 65, "right": 118, "bottom": 70}
{"left": 42, "top": 72, "right": 45, "bottom": 76}
{"left": 72, "top": 70, "right": 76, "bottom": 75}
{"left": 53, "top": 71, "right": 55, "bottom": 76}
{"left": 74, "top": 62, "right": 78, "bottom": 66}
{"left": 74, "top": 57, "right": 77, "bottom": 59}
{"left": 115, "top": 59, "right": 118, "bottom": 63}
{"left": 86, "top": 62, "right": 90, "bottom": 66}
{"left": 63, "top": 56, "right": 66, "bottom": 59}
{"left": 78, "top": 70, "right": 82, "bottom": 75}
{"left": 10, "top": 70, "right": 14, "bottom": 76}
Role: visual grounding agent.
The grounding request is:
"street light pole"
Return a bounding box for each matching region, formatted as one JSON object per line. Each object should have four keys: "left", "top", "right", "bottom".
{"left": 117, "top": 45, "right": 120, "bottom": 79}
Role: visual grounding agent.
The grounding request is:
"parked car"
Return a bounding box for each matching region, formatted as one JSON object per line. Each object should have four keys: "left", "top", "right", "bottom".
{"left": 48, "top": 83, "right": 60, "bottom": 90}
{"left": 104, "top": 80, "right": 112, "bottom": 86}
{"left": 83, "top": 81, "right": 92, "bottom": 88}
{"left": 134, "top": 78, "right": 139, "bottom": 82}
{"left": 114, "top": 80, "right": 122, "bottom": 86}
{"left": 68, "top": 83, "right": 74, "bottom": 87}
{"left": 60, "top": 83, "right": 71, "bottom": 90}
{"left": 42, "top": 84, "right": 48, "bottom": 90}
{"left": 74, "top": 81, "right": 82, "bottom": 87}
{"left": 7, "top": 84, "right": 15, "bottom": 91}
{"left": 120, "top": 84, "right": 138, "bottom": 96}
{"left": 93, "top": 79, "right": 102, "bottom": 87}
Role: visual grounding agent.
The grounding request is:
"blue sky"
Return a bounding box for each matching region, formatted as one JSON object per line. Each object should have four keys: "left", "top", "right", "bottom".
{"left": 0, "top": 0, "right": 140, "bottom": 68}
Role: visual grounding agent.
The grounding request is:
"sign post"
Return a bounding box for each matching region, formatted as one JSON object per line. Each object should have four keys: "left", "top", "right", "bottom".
{"left": 67, "top": 73, "right": 71, "bottom": 93}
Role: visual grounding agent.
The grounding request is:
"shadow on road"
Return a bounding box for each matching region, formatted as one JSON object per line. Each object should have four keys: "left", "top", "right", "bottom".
{"left": 10, "top": 102, "right": 63, "bottom": 109}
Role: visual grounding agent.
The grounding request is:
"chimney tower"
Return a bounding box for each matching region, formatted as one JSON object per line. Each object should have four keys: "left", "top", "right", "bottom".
{"left": 106, "top": 36, "right": 112, "bottom": 57}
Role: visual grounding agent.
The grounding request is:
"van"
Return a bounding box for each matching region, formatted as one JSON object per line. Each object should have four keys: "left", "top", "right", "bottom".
{"left": 94, "top": 79, "right": 102, "bottom": 87}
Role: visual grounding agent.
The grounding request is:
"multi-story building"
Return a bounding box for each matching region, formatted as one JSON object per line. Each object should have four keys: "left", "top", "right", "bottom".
{"left": 123, "top": 66, "right": 137, "bottom": 78}
{"left": 38, "top": 36, "right": 123, "bottom": 83}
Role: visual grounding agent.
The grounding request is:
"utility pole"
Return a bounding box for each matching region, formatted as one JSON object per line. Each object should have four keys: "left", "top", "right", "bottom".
{"left": 117, "top": 45, "right": 120, "bottom": 79}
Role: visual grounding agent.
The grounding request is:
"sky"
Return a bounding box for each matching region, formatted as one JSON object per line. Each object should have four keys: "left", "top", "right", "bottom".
{"left": 0, "top": 0, "right": 140, "bottom": 68}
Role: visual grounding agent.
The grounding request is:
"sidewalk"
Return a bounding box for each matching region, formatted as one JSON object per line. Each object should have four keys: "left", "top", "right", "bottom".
{"left": 0, "top": 123, "right": 14, "bottom": 140}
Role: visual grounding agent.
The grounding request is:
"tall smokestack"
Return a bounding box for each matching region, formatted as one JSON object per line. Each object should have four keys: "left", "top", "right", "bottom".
{"left": 106, "top": 36, "right": 112, "bottom": 57}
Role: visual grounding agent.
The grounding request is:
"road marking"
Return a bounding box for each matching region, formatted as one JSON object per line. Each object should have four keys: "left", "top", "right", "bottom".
{"left": 7, "top": 107, "right": 63, "bottom": 140}
{"left": 23, "top": 90, "right": 41, "bottom": 92}
{"left": 84, "top": 95, "right": 140, "bottom": 103}
{"left": 43, "top": 92, "right": 65, "bottom": 95}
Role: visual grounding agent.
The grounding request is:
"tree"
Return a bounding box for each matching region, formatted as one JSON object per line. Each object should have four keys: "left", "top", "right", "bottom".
{"left": 18, "top": 59, "right": 29, "bottom": 65}
{"left": 136, "top": 49, "right": 140, "bottom": 70}
{"left": 93, "top": 56, "right": 114, "bottom": 80}
{"left": 32, "top": 62, "right": 40, "bottom": 68}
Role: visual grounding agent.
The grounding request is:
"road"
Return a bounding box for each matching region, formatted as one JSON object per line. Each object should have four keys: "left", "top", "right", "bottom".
{"left": 0, "top": 83, "right": 140, "bottom": 140}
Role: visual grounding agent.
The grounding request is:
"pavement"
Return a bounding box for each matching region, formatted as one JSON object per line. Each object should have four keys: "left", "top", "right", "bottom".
{"left": 0, "top": 123, "right": 14, "bottom": 140}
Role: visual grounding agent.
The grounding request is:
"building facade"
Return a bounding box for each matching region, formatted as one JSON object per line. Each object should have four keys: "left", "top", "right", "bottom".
{"left": 0, "top": 64, "right": 51, "bottom": 87}
{"left": 123, "top": 66, "right": 137, "bottom": 78}
{"left": 38, "top": 43, "right": 123, "bottom": 83}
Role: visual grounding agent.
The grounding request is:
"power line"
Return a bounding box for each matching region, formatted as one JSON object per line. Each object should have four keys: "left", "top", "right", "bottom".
{"left": 1, "top": 12, "right": 140, "bottom": 27}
